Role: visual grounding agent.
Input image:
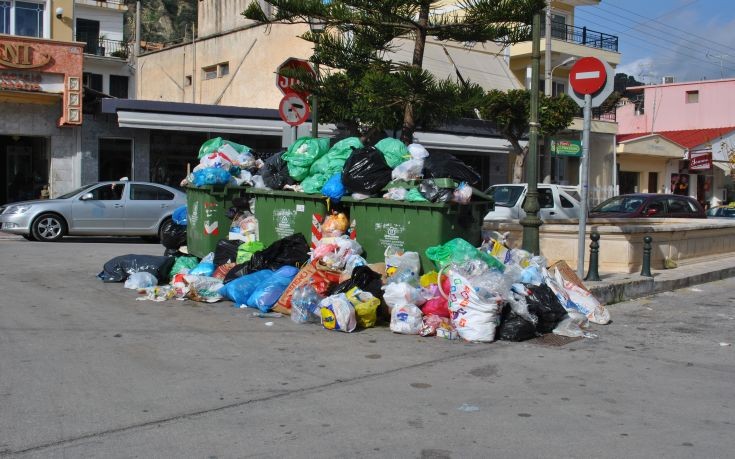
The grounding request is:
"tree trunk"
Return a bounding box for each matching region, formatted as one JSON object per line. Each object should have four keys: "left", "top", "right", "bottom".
{"left": 399, "top": 1, "right": 430, "bottom": 145}
{"left": 512, "top": 144, "right": 528, "bottom": 184}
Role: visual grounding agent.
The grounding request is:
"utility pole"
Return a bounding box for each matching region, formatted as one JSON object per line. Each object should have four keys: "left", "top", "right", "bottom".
{"left": 543, "top": 3, "right": 552, "bottom": 184}
{"left": 521, "top": 11, "right": 543, "bottom": 255}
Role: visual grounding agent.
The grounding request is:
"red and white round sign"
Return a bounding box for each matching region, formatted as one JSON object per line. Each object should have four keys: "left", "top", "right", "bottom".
{"left": 278, "top": 94, "right": 310, "bottom": 126}
{"left": 569, "top": 57, "right": 607, "bottom": 95}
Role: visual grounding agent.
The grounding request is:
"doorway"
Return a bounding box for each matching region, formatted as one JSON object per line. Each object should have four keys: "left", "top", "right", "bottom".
{"left": 99, "top": 138, "right": 132, "bottom": 181}
{"left": 1, "top": 136, "right": 48, "bottom": 205}
{"left": 618, "top": 171, "right": 639, "bottom": 194}
{"left": 648, "top": 172, "right": 658, "bottom": 193}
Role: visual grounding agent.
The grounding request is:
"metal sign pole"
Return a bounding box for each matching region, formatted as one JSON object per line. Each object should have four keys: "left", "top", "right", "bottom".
{"left": 577, "top": 93, "right": 592, "bottom": 278}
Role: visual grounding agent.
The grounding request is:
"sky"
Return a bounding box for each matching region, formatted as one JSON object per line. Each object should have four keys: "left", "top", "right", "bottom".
{"left": 575, "top": 0, "right": 735, "bottom": 84}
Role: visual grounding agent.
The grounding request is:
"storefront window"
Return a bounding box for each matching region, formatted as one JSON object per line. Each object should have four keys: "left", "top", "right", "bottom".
{"left": 14, "top": 1, "right": 44, "bottom": 38}
{"left": 0, "top": 2, "right": 10, "bottom": 35}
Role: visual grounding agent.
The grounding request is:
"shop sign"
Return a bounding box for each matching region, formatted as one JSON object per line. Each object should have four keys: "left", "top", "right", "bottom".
{"left": 689, "top": 151, "right": 712, "bottom": 171}
{"left": 0, "top": 43, "right": 51, "bottom": 69}
{"left": 551, "top": 139, "right": 582, "bottom": 157}
{"left": 0, "top": 70, "right": 63, "bottom": 93}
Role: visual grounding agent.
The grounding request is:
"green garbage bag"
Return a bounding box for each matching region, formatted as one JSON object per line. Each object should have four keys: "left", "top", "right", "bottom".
{"left": 283, "top": 137, "right": 330, "bottom": 181}
{"left": 287, "top": 164, "right": 311, "bottom": 182}
{"left": 375, "top": 138, "right": 410, "bottom": 168}
{"left": 198, "top": 137, "right": 251, "bottom": 159}
{"left": 405, "top": 188, "right": 428, "bottom": 202}
{"left": 426, "top": 238, "right": 505, "bottom": 272}
{"left": 310, "top": 137, "right": 363, "bottom": 177}
{"left": 170, "top": 256, "right": 199, "bottom": 277}
{"left": 236, "top": 241, "right": 265, "bottom": 264}
{"left": 301, "top": 174, "right": 329, "bottom": 194}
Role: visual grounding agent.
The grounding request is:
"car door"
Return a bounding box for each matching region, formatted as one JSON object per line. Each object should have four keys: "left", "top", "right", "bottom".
{"left": 536, "top": 188, "right": 557, "bottom": 220}
{"left": 70, "top": 182, "right": 127, "bottom": 233}
{"left": 667, "top": 196, "right": 701, "bottom": 218}
{"left": 125, "top": 183, "right": 176, "bottom": 233}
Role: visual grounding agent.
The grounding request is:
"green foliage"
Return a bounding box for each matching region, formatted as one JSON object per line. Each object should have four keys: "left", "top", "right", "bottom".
{"left": 124, "top": 0, "right": 197, "bottom": 44}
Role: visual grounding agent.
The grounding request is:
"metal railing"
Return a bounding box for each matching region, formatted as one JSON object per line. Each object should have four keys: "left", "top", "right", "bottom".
{"left": 578, "top": 107, "right": 616, "bottom": 121}
{"left": 76, "top": 35, "right": 130, "bottom": 59}
{"left": 543, "top": 23, "right": 619, "bottom": 52}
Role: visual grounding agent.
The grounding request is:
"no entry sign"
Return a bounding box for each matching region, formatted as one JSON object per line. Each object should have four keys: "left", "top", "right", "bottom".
{"left": 279, "top": 93, "right": 310, "bottom": 126}
{"left": 569, "top": 57, "right": 607, "bottom": 95}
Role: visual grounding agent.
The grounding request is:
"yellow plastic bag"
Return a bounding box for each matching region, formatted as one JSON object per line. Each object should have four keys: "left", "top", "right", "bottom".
{"left": 420, "top": 271, "right": 438, "bottom": 288}
{"left": 345, "top": 287, "right": 380, "bottom": 328}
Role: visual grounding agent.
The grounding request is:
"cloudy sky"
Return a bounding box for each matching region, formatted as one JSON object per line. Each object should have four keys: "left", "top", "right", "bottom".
{"left": 576, "top": 0, "right": 735, "bottom": 84}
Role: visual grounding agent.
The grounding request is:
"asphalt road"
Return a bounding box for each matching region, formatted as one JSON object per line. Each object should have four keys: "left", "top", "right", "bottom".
{"left": 0, "top": 236, "right": 734, "bottom": 458}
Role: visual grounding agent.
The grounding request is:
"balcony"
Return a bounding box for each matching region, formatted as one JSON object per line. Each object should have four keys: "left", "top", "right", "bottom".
{"left": 543, "top": 23, "right": 618, "bottom": 53}
{"left": 578, "top": 107, "right": 616, "bottom": 122}
{"left": 76, "top": 35, "right": 129, "bottom": 59}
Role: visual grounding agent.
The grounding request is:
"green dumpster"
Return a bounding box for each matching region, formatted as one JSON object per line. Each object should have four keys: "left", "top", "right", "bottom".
{"left": 342, "top": 192, "right": 493, "bottom": 272}
{"left": 247, "top": 188, "right": 330, "bottom": 248}
{"left": 186, "top": 185, "right": 247, "bottom": 258}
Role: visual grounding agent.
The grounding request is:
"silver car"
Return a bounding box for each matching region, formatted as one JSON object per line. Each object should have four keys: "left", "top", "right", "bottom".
{"left": 0, "top": 181, "right": 186, "bottom": 242}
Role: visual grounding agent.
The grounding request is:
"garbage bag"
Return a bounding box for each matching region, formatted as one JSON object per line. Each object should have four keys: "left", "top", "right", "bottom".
{"left": 341, "top": 146, "right": 392, "bottom": 196}
{"left": 98, "top": 255, "right": 175, "bottom": 283}
{"left": 236, "top": 241, "right": 265, "bottom": 264}
{"left": 497, "top": 303, "right": 538, "bottom": 342}
{"left": 124, "top": 272, "right": 158, "bottom": 290}
{"left": 310, "top": 137, "right": 363, "bottom": 177}
{"left": 186, "top": 275, "right": 224, "bottom": 303}
{"left": 407, "top": 143, "right": 430, "bottom": 160}
{"left": 322, "top": 173, "right": 346, "bottom": 202}
{"left": 246, "top": 265, "right": 299, "bottom": 312}
{"left": 301, "top": 173, "right": 328, "bottom": 194}
{"left": 212, "top": 262, "right": 237, "bottom": 280}
{"left": 282, "top": 137, "right": 330, "bottom": 181}
{"left": 351, "top": 294, "right": 380, "bottom": 329}
{"left": 391, "top": 158, "right": 424, "bottom": 180}
{"left": 419, "top": 179, "right": 453, "bottom": 203}
{"left": 160, "top": 220, "right": 187, "bottom": 250}
{"left": 382, "top": 282, "right": 427, "bottom": 311}
{"left": 192, "top": 167, "right": 232, "bottom": 187}
{"left": 406, "top": 188, "right": 429, "bottom": 202}
{"left": 446, "top": 268, "right": 502, "bottom": 342}
{"left": 320, "top": 293, "right": 357, "bottom": 332}
{"left": 426, "top": 238, "right": 505, "bottom": 272}
{"left": 329, "top": 265, "right": 384, "bottom": 301}
{"left": 172, "top": 206, "right": 187, "bottom": 226}
{"left": 385, "top": 247, "right": 420, "bottom": 282}
{"left": 423, "top": 152, "right": 480, "bottom": 186}
{"left": 260, "top": 151, "right": 295, "bottom": 190}
{"left": 224, "top": 234, "right": 310, "bottom": 282}
{"left": 374, "top": 137, "right": 410, "bottom": 168}
{"left": 170, "top": 256, "right": 199, "bottom": 276}
{"left": 390, "top": 304, "right": 423, "bottom": 335}
{"left": 291, "top": 284, "right": 324, "bottom": 324}
{"left": 219, "top": 269, "right": 274, "bottom": 306}
{"left": 189, "top": 253, "right": 216, "bottom": 277}
{"left": 524, "top": 283, "right": 569, "bottom": 333}
{"left": 214, "top": 239, "right": 243, "bottom": 266}
{"left": 198, "top": 137, "right": 251, "bottom": 159}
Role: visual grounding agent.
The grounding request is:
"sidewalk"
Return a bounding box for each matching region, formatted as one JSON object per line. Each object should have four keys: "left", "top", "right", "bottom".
{"left": 585, "top": 256, "right": 735, "bottom": 305}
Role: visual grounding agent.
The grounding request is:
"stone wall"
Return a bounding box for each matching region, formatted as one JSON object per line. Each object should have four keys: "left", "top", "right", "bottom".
{"left": 80, "top": 113, "right": 150, "bottom": 184}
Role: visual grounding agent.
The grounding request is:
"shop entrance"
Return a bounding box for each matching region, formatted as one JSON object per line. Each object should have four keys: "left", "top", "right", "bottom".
{"left": 1, "top": 136, "right": 48, "bottom": 205}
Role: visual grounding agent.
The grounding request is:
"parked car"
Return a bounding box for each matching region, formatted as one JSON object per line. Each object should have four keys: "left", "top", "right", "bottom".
{"left": 483, "top": 183, "right": 581, "bottom": 221}
{"left": 0, "top": 181, "right": 186, "bottom": 242}
{"left": 706, "top": 205, "right": 735, "bottom": 218}
{"left": 589, "top": 193, "right": 706, "bottom": 219}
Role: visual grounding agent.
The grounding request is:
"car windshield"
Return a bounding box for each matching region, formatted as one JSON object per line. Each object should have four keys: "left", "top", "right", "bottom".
{"left": 55, "top": 184, "right": 96, "bottom": 199}
{"left": 486, "top": 185, "right": 524, "bottom": 207}
{"left": 592, "top": 195, "right": 646, "bottom": 213}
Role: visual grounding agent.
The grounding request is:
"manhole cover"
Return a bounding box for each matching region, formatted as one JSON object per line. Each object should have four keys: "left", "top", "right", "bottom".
{"left": 528, "top": 334, "right": 584, "bottom": 347}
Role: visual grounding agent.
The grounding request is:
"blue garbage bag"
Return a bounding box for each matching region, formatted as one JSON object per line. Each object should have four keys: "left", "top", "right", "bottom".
{"left": 219, "top": 269, "right": 274, "bottom": 306}
{"left": 322, "top": 173, "right": 346, "bottom": 202}
{"left": 192, "top": 167, "right": 231, "bottom": 187}
{"left": 246, "top": 265, "right": 300, "bottom": 312}
{"left": 172, "top": 206, "right": 187, "bottom": 226}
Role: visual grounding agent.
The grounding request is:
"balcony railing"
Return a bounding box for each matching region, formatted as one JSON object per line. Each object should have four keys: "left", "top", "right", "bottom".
{"left": 76, "top": 35, "right": 130, "bottom": 59}
{"left": 543, "top": 23, "right": 618, "bottom": 52}
{"left": 578, "top": 107, "right": 616, "bottom": 121}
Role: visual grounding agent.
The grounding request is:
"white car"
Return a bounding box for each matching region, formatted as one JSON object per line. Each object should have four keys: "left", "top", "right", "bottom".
{"left": 484, "top": 184, "right": 581, "bottom": 221}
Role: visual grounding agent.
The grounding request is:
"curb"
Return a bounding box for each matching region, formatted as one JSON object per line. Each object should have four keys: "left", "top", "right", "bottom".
{"left": 589, "top": 265, "right": 735, "bottom": 305}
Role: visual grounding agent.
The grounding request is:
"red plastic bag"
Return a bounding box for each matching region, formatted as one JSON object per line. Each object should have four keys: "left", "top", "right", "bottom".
{"left": 420, "top": 276, "right": 451, "bottom": 318}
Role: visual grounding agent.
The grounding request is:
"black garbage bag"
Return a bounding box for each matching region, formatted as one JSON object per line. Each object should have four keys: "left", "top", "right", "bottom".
{"left": 163, "top": 248, "right": 186, "bottom": 257}
{"left": 214, "top": 239, "right": 243, "bottom": 266}
{"left": 160, "top": 220, "right": 187, "bottom": 250}
{"left": 224, "top": 234, "right": 310, "bottom": 282}
{"left": 419, "top": 179, "right": 453, "bottom": 203}
{"left": 525, "top": 283, "right": 568, "bottom": 333}
{"left": 260, "top": 151, "right": 295, "bottom": 190}
{"left": 328, "top": 265, "right": 384, "bottom": 301}
{"left": 341, "top": 146, "right": 392, "bottom": 195}
{"left": 423, "top": 152, "right": 480, "bottom": 186}
{"left": 497, "top": 303, "right": 538, "bottom": 342}
{"left": 97, "top": 255, "right": 175, "bottom": 283}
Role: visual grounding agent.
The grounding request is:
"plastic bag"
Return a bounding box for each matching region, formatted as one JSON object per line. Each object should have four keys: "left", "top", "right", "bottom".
{"left": 320, "top": 294, "right": 357, "bottom": 332}
{"left": 407, "top": 143, "right": 430, "bottom": 160}
{"left": 452, "top": 182, "right": 472, "bottom": 204}
{"left": 329, "top": 265, "right": 384, "bottom": 301}
{"left": 322, "top": 173, "right": 346, "bottom": 202}
{"left": 98, "top": 255, "right": 175, "bottom": 283}
{"left": 275, "top": 263, "right": 341, "bottom": 313}
{"left": 345, "top": 288, "right": 380, "bottom": 329}
{"left": 226, "top": 234, "right": 310, "bottom": 282}
{"left": 418, "top": 179, "right": 453, "bottom": 203}
{"left": 553, "top": 311, "right": 590, "bottom": 338}
{"left": 219, "top": 269, "right": 274, "bottom": 306}
{"left": 282, "top": 137, "right": 330, "bottom": 181}
{"left": 198, "top": 137, "right": 250, "bottom": 159}
{"left": 423, "top": 151, "right": 480, "bottom": 185}
{"left": 419, "top": 314, "right": 452, "bottom": 337}
{"left": 192, "top": 167, "right": 232, "bottom": 187}
{"left": 291, "top": 284, "right": 324, "bottom": 324}
{"left": 343, "top": 254, "right": 367, "bottom": 277}
{"left": 199, "top": 151, "right": 234, "bottom": 170}
{"left": 322, "top": 213, "right": 349, "bottom": 238}
{"left": 426, "top": 238, "right": 505, "bottom": 272}
{"left": 497, "top": 303, "right": 538, "bottom": 342}
{"left": 445, "top": 268, "right": 501, "bottom": 342}
{"left": 310, "top": 137, "right": 362, "bottom": 177}
{"left": 523, "top": 281, "right": 569, "bottom": 333}
{"left": 212, "top": 262, "right": 237, "bottom": 280}
{"left": 391, "top": 158, "right": 424, "bottom": 180}
{"left": 406, "top": 188, "right": 429, "bottom": 202}
{"left": 260, "top": 151, "right": 295, "bottom": 190}
{"left": 247, "top": 265, "right": 299, "bottom": 312}
{"left": 383, "top": 188, "right": 408, "bottom": 201}
{"left": 170, "top": 256, "right": 199, "bottom": 276}
{"left": 214, "top": 239, "right": 242, "bottom": 266}
{"left": 374, "top": 137, "right": 410, "bottom": 168}
{"left": 172, "top": 206, "right": 187, "bottom": 226}
{"left": 124, "top": 272, "right": 158, "bottom": 290}
{"left": 554, "top": 269, "right": 611, "bottom": 325}
{"left": 160, "top": 220, "right": 187, "bottom": 250}
{"left": 236, "top": 241, "right": 265, "bottom": 264}
{"left": 421, "top": 277, "right": 451, "bottom": 318}
{"left": 189, "top": 253, "right": 216, "bottom": 277}
{"left": 185, "top": 275, "right": 224, "bottom": 303}
{"left": 341, "top": 146, "right": 392, "bottom": 196}
{"left": 385, "top": 247, "right": 420, "bottom": 283}
{"left": 382, "top": 282, "right": 427, "bottom": 311}
{"left": 390, "top": 304, "right": 423, "bottom": 334}
{"left": 301, "top": 173, "right": 328, "bottom": 194}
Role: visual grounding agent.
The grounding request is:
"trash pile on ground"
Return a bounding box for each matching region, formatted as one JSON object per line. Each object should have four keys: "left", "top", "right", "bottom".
{"left": 97, "top": 136, "right": 610, "bottom": 343}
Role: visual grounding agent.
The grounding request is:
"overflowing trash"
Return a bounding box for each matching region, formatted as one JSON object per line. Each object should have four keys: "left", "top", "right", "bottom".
{"left": 98, "top": 135, "right": 610, "bottom": 344}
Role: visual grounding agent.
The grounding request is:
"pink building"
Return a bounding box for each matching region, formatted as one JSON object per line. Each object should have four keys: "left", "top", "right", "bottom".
{"left": 616, "top": 78, "right": 735, "bottom": 206}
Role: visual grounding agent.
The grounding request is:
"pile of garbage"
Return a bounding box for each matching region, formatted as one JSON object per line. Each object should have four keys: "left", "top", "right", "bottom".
{"left": 98, "top": 227, "right": 610, "bottom": 342}
{"left": 180, "top": 135, "right": 482, "bottom": 204}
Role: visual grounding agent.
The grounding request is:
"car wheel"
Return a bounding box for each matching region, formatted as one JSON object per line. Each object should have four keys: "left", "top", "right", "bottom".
{"left": 31, "top": 213, "right": 67, "bottom": 242}
{"left": 22, "top": 234, "right": 36, "bottom": 241}
{"left": 156, "top": 217, "right": 173, "bottom": 242}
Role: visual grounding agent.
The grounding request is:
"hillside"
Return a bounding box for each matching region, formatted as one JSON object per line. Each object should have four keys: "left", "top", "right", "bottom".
{"left": 124, "top": 0, "right": 198, "bottom": 45}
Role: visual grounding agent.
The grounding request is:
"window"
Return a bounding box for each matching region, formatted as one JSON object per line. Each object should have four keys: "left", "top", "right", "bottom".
{"left": 185, "top": 75, "right": 192, "bottom": 86}
{"left": 667, "top": 197, "right": 692, "bottom": 214}
{"left": 686, "top": 90, "right": 699, "bottom": 104}
{"left": 219, "top": 62, "right": 229, "bottom": 77}
{"left": 203, "top": 66, "right": 217, "bottom": 80}
{"left": 538, "top": 188, "right": 554, "bottom": 208}
{"left": 87, "top": 184, "right": 124, "bottom": 201}
{"left": 560, "top": 195, "right": 575, "bottom": 208}
{"left": 0, "top": 1, "right": 45, "bottom": 37}
{"left": 130, "top": 184, "right": 174, "bottom": 201}
{"left": 109, "top": 75, "right": 129, "bottom": 99}
{"left": 76, "top": 18, "right": 100, "bottom": 54}
{"left": 83, "top": 72, "right": 103, "bottom": 92}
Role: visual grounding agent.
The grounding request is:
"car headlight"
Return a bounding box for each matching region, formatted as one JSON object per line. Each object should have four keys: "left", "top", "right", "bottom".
{"left": 4, "top": 205, "right": 32, "bottom": 215}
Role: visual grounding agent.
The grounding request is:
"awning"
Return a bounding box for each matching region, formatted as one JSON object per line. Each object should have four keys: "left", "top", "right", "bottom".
{"left": 713, "top": 161, "right": 731, "bottom": 173}
{"left": 412, "top": 131, "right": 519, "bottom": 154}
{"left": 116, "top": 110, "right": 286, "bottom": 136}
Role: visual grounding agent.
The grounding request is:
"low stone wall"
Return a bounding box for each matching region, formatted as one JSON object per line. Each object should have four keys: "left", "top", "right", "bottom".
{"left": 483, "top": 218, "right": 735, "bottom": 273}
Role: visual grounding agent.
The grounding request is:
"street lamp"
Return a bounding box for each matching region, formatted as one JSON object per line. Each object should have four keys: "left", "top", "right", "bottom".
{"left": 548, "top": 56, "right": 576, "bottom": 183}
{"left": 551, "top": 56, "right": 577, "bottom": 81}
{"left": 309, "top": 18, "right": 326, "bottom": 138}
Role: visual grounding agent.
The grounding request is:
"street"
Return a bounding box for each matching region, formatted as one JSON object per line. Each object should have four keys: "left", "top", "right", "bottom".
{"left": 1, "top": 237, "right": 734, "bottom": 459}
